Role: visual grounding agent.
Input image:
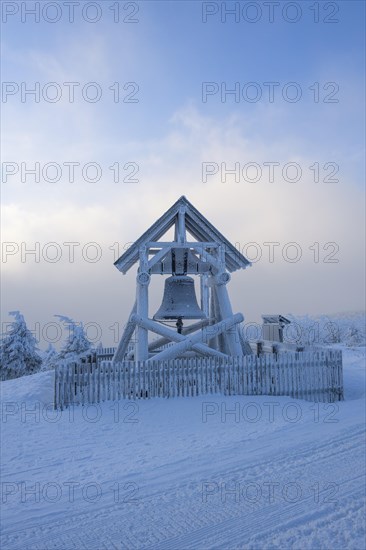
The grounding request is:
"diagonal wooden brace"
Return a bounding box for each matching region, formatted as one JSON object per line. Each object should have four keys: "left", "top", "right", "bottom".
{"left": 147, "top": 244, "right": 173, "bottom": 270}
{"left": 126, "top": 318, "right": 211, "bottom": 359}
{"left": 112, "top": 302, "right": 136, "bottom": 363}
{"left": 132, "top": 313, "right": 244, "bottom": 363}
{"left": 130, "top": 314, "right": 230, "bottom": 360}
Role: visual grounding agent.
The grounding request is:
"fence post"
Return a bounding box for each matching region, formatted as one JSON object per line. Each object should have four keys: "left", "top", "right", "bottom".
{"left": 337, "top": 350, "right": 344, "bottom": 401}
{"left": 54, "top": 366, "right": 58, "bottom": 410}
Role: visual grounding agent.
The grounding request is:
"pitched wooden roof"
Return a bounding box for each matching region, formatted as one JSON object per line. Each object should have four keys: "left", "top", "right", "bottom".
{"left": 114, "top": 196, "right": 251, "bottom": 274}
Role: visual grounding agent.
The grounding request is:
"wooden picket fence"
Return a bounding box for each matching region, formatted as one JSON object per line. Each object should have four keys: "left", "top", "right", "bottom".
{"left": 54, "top": 350, "right": 343, "bottom": 409}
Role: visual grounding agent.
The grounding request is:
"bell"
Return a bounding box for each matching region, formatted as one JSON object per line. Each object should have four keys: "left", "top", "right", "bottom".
{"left": 154, "top": 275, "right": 206, "bottom": 321}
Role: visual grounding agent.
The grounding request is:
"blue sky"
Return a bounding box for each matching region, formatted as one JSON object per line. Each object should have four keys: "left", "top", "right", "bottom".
{"left": 1, "top": 1, "right": 365, "bottom": 347}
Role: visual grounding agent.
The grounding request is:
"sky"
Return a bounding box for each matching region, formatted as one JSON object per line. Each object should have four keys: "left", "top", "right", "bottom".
{"left": 1, "top": 0, "right": 365, "bottom": 348}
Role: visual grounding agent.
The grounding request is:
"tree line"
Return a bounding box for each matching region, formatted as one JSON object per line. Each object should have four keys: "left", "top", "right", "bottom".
{"left": 0, "top": 312, "right": 94, "bottom": 381}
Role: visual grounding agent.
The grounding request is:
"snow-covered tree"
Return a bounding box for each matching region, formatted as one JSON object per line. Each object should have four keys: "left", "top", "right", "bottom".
{"left": 55, "top": 316, "right": 93, "bottom": 363}
{"left": 344, "top": 324, "right": 365, "bottom": 347}
{"left": 41, "top": 343, "right": 58, "bottom": 371}
{"left": 285, "top": 314, "right": 320, "bottom": 346}
{"left": 285, "top": 312, "right": 366, "bottom": 347}
{"left": 0, "top": 311, "right": 42, "bottom": 380}
{"left": 320, "top": 317, "right": 341, "bottom": 344}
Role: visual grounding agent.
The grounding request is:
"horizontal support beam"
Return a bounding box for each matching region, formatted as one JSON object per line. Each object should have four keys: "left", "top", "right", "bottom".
{"left": 146, "top": 242, "right": 219, "bottom": 249}
{"left": 149, "top": 265, "right": 211, "bottom": 275}
{"left": 131, "top": 315, "right": 229, "bottom": 360}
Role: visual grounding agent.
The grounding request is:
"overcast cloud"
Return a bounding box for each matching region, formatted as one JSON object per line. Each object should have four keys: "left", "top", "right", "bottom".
{"left": 1, "top": 1, "right": 365, "bottom": 347}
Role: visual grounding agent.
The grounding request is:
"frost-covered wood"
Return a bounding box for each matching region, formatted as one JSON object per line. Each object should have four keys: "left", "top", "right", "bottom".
{"left": 113, "top": 196, "right": 252, "bottom": 365}
{"left": 54, "top": 350, "right": 344, "bottom": 410}
{"left": 114, "top": 196, "right": 250, "bottom": 275}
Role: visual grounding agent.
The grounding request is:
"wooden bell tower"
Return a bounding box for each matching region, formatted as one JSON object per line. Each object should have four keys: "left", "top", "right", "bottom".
{"left": 112, "top": 196, "right": 251, "bottom": 364}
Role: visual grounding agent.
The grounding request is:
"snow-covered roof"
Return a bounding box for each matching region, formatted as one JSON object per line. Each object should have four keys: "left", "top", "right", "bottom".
{"left": 261, "top": 315, "right": 291, "bottom": 325}
{"left": 114, "top": 196, "right": 251, "bottom": 274}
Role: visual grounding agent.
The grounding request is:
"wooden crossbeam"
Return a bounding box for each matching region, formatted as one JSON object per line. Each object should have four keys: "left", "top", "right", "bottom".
{"left": 126, "top": 319, "right": 211, "bottom": 359}
{"left": 143, "top": 313, "right": 244, "bottom": 362}
{"left": 130, "top": 315, "right": 229, "bottom": 360}
{"left": 192, "top": 246, "right": 221, "bottom": 273}
{"left": 146, "top": 242, "right": 219, "bottom": 249}
{"left": 147, "top": 245, "right": 173, "bottom": 269}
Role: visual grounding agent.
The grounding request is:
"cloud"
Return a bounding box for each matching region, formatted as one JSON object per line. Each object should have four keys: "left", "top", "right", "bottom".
{"left": 2, "top": 94, "right": 364, "bottom": 346}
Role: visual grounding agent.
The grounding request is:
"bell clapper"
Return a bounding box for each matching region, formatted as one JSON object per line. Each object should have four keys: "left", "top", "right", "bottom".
{"left": 176, "top": 316, "right": 183, "bottom": 334}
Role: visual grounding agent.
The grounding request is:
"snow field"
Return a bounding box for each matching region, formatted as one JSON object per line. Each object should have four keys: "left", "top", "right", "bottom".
{"left": 1, "top": 346, "right": 365, "bottom": 549}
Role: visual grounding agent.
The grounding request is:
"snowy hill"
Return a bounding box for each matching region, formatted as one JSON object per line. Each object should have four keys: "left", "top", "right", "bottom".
{"left": 1, "top": 346, "right": 365, "bottom": 549}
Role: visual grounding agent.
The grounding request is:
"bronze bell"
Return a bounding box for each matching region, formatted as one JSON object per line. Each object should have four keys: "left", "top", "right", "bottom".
{"left": 154, "top": 275, "right": 206, "bottom": 321}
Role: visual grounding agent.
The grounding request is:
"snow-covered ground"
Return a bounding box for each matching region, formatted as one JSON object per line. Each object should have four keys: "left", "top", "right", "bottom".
{"left": 1, "top": 346, "right": 365, "bottom": 549}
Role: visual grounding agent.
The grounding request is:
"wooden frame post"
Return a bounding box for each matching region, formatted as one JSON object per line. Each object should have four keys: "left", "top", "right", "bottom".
{"left": 214, "top": 272, "right": 243, "bottom": 356}
{"left": 135, "top": 246, "right": 150, "bottom": 363}
{"left": 200, "top": 274, "right": 209, "bottom": 317}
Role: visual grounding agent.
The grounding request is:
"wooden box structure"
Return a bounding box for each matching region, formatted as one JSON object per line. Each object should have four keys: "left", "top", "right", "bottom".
{"left": 112, "top": 196, "right": 252, "bottom": 364}
{"left": 262, "top": 315, "right": 291, "bottom": 343}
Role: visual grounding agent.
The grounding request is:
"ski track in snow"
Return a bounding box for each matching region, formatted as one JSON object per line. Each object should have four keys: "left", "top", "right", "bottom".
{"left": 1, "top": 347, "right": 365, "bottom": 549}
